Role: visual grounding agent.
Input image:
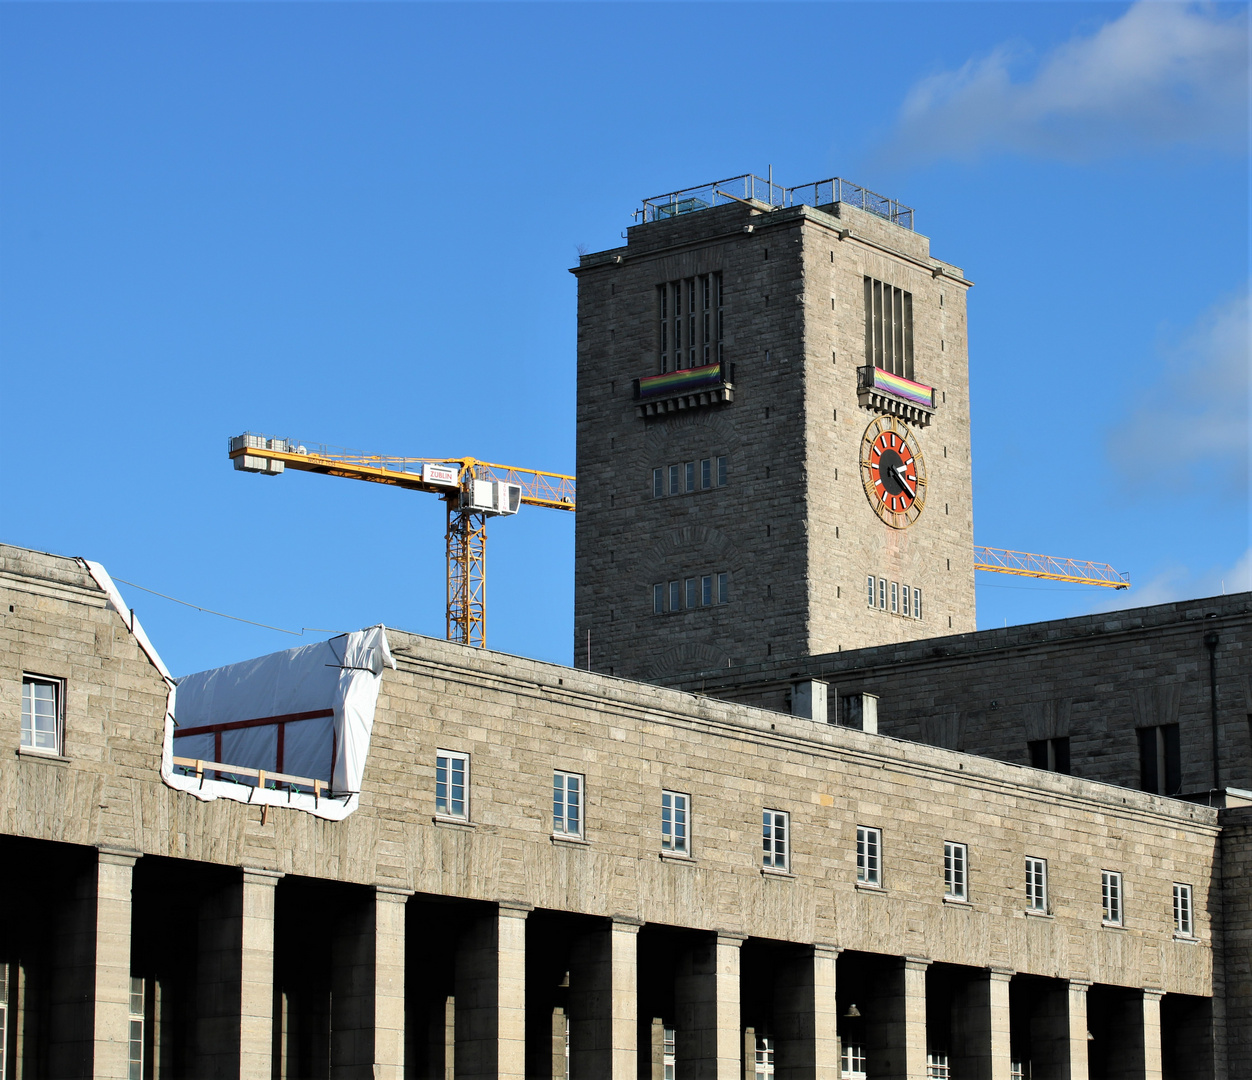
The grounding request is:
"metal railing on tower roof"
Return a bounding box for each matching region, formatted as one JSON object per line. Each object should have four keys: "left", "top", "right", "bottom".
{"left": 636, "top": 172, "right": 915, "bottom": 230}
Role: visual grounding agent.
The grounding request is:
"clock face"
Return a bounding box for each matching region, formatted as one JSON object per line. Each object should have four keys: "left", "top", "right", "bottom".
{"left": 859, "top": 415, "right": 927, "bottom": 529}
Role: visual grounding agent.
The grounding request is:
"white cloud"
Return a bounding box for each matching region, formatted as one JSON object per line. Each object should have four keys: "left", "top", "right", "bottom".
{"left": 1091, "top": 546, "right": 1252, "bottom": 610}
{"left": 879, "top": 2, "right": 1248, "bottom": 164}
{"left": 1108, "top": 288, "right": 1250, "bottom": 494}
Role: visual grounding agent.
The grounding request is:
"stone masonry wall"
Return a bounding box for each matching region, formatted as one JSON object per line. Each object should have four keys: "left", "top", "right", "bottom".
{"left": 0, "top": 545, "right": 1220, "bottom": 1003}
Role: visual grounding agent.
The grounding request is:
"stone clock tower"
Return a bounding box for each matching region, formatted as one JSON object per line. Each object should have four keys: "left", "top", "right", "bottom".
{"left": 572, "top": 174, "right": 976, "bottom": 683}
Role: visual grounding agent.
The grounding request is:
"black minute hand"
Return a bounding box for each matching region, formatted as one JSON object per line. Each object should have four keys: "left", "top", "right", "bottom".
{"left": 893, "top": 464, "right": 916, "bottom": 499}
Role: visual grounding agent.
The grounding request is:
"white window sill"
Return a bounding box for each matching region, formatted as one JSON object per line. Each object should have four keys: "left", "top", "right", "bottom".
{"left": 1173, "top": 933, "right": 1199, "bottom": 944}
{"left": 855, "top": 880, "right": 884, "bottom": 892}
{"left": 432, "top": 815, "right": 473, "bottom": 829}
{"left": 1024, "top": 908, "right": 1053, "bottom": 919}
{"left": 761, "top": 866, "right": 795, "bottom": 879}
{"left": 1102, "top": 921, "right": 1126, "bottom": 930}
{"left": 551, "top": 833, "right": 588, "bottom": 846}
{"left": 942, "top": 895, "right": 970, "bottom": 906}
{"left": 16, "top": 747, "right": 70, "bottom": 764}
{"left": 659, "top": 850, "right": 694, "bottom": 862}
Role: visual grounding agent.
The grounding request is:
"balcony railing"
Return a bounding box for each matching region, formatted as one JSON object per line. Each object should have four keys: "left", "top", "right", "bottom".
{"left": 634, "top": 362, "right": 734, "bottom": 418}
{"left": 857, "top": 365, "right": 937, "bottom": 427}
{"left": 636, "top": 172, "right": 915, "bottom": 230}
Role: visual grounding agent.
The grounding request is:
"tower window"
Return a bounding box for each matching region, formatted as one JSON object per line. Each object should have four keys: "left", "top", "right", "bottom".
{"left": 1174, "top": 883, "right": 1193, "bottom": 936}
{"left": 685, "top": 461, "right": 696, "bottom": 493}
{"left": 717, "top": 573, "right": 729, "bottom": 604}
{"left": 1029, "top": 737, "right": 1071, "bottom": 774}
{"left": 701, "top": 575, "right": 713, "bottom": 606}
{"left": 669, "top": 464, "right": 681, "bottom": 495}
{"left": 685, "top": 578, "right": 698, "bottom": 609}
{"left": 944, "top": 841, "right": 967, "bottom": 901}
{"left": 1138, "top": 723, "right": 1181, "bottom": 795}
{"left": 856, "top": 826, "right": 882, "bottom": 886}
{"left": 653, "top": 584, "right": 664, "bottom": 614}
{"left": 890, "top": 582, "right": 899, "bottom": 614}
{"left": 669, "top": 581, "right": 681, "bottom": 612}
{"left": 878, "top": 578, "right": 887, "bottom": 610}
{"left": 701, "top": 458, "right": 712, "bottom": 489}
{"left": 863, "top": 277, "right": 914, "bottom": 380}
{"left": 762, "top": 810, "right": 789, "bottom": 870}
{"left": 1102, "top": 870, "right": 1123, "bottom": 926}
{"left": 653, "top": 468, "right": 663, "bottom": 498}
{"left": 866, "top": 575, "right": 875, "bottom": 608}
{"left": 658, "top": 274, "right": 723, "bottom": 373}
{"left": 1025, "top": 857, "right": 1048, "bottom": 912}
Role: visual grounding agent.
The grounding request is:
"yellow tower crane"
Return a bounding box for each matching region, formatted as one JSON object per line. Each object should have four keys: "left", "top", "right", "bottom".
{"left": 228, "top": 433, "right": 575, "bottom": 649}
{"left": 229, "top": 432, "right": 1129, "bottom": 649}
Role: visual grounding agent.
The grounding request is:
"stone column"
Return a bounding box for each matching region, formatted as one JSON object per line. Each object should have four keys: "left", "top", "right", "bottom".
{"left": 953, "top": 968, "right": 1013, "bottom": 1080}
{"left": 94, "top": 849, "right": 139, "bottom": 1080}
{"left": 196, "top": 866, "right": 282, "bottom": 1080}
{"left": 1141, "top": 990, "right": 1164, "bottom": 1080}
{"left": 774, "top": 944, "right": 841, "bottom": 1080}
{"left": 569, "top": 916, "right": 639, "bottom": 1080}
{"left": 675, "top": 930, "right": 744, "bottom": 1080}
{"left": 454, "top": 901, "right": 530, "bottom": 1080}
{"left": 1055, "top": 980, "right": 1090, "bottom": 1080}
{"left": 875, "top": 956, "right": 929, "bottom": 1080}
{"left": 329, "top": 885, "right": 411, "bottom": 1079}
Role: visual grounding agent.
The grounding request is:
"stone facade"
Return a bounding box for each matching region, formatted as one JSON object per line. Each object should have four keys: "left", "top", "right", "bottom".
{"left": 0, "top": 543, "right": 1237, "bottom": 1077}
{"left": 573, "top": 197, "right": 977, "bottom": 684}
{"left": 662, "top": 591, "right": 1252, "bottom": 798}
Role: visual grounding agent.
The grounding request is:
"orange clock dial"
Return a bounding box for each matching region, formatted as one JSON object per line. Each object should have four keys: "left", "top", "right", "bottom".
{"left": 859, "top": 416, "right": 927, "bottom": 529}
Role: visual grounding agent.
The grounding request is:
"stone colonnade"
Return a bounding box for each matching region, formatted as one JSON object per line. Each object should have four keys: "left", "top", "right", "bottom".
{"left": 12, "top": 851, "right": 1195, "bottom": 1079}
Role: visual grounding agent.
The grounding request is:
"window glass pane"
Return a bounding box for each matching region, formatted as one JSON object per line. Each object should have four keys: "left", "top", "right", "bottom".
{"left": 891, "top": 582, "right": 898, "bottom": 613}
{"left": 653, "top": 468, "right": 663, "bottom": 498}
{"left": 867, "top": 576, "right": 875, "bottom": 607}
{"left": 701, "top": 459, "right": 711, "bottom": 489}
{"left": 685, "top": 462, "right": 695, "bottom": 492}
{"left": 717, "top": 456, "right": 727, "bottom": 486}
{"left": 669, "top": 581, "right": 681, "bottom": 612}
{"left": 717, "top": 573, "right": 729, "bottom": 605}
{"left": 685, "top": 578, "right": 697, "bottom": 609}
{"left": 654, "top": 584, "right": 664, "bottom": 614}
{"left": 702, "top": 576, "right": 712, "bottom": 606}
{"left": 669, "top": 465, "right": 680, "bottom": 495}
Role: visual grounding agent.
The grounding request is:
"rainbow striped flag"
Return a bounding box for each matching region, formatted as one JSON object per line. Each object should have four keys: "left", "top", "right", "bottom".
{"left": 638, "top": 362, "right": 723, "bottom": 399}
{"left": 873, "top": 368, "right": 934, "bottom": 407}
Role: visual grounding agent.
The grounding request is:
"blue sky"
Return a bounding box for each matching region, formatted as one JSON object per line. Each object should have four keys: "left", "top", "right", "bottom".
{"left": 1, "top": 2, "right": 1247, "bottom": 676}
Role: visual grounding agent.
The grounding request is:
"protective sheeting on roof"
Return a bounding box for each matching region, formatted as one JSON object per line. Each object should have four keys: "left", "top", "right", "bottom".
{"left": 169, "top": 626, "right": 395, "bottom": 821}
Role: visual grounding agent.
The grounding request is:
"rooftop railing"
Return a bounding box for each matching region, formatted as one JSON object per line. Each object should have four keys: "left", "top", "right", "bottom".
{"left": 636, "top": 172, "right": 914, "bottom": 230}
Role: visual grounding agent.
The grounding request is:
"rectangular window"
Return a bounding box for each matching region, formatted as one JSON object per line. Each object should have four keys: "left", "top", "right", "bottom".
{"left": 878, "top": 578, "right": 887, "bottom": 610}
{"left": 1138, "top": 723, "right": 1182, "bottom": 795}
{"left": 669, "top": 581, "right": 681, "bottom": 613}
{"left": 701, "top": 575, "right": 713, "bottom": 606}
{"left": 755, "top": 1034, "right": 775, "bottom": 1078}
{"left": 669, "top": 464, "right": 681, "bottom": 496}
{"left": 21, "top": 675, "right": 63, "bottom": 755}
{"left": 553, "top": 771, "right": 583, "bottom": 838}
{"left": 944, "top": 842, "right": 967, "bottom": 901}
{"left": 685, "top": 578, "right": 698, "bottom": 609}
{"left": 913, "top": 587, "right": 922, "bottom": 620}
{"left": 685, "top": 461, "right": 696, "bottom": 493}
{"left": 864, "top": 277, "right": 914, "bottom": 380}
{"left": 664, "top": 1027, "right": 676, "bottom": 1080}
{"left": 701, "top": 458, "right": 711, "bottom": 489}
{"left": 902, "top": 582, "right": 911, "bottom": 616}
{"left": 660, "top": 275, "right": 723, "bottom": 374}
{"left": 841, "top": 1044, "right": 867, "bottom": 1080}
{"left": 1026, "top": 857, "right": 1048, "bottom": 912}
{"left": 1174, "top": 882, "right": 1193, "bottom": 936}
{"left": 128, "top": 975, "right": 144, "bottom": 1080}
{"left": 716, "top": 455, "right": 727, "bottom": 486}
{"left": 654, "top": 584, "right": 665, "bottom": 614}
{"left": 867, "top": 575, "right": 876, "bottom": 608}
{"left": 1028, "top": 736, "right": 1071, "bottom": 775}
{"left": 762, "top": 810, "right": 789, "bottom": 871}
{"left": 890, "top": 582, "right": 899, "bottom": 614}
{"left": 653, "top": 468, "right": 664, "bottom": 498}
{"left": 857, "top": 826, "right": 881, "bottom": 886}
{"left": 435, "top": 750, "right": 469, "bottom": 819}
{"left": 1102, "top": 870, "right": 1123, "bottom": 926}
{"left": 717, "top": 573, "right": 729, "bottom": 605}
{"left": 926, "top": 1052, "right": 950, "bottom": 1080}
{"left": 662, "top": 790, "right": 689, "bottom": 854}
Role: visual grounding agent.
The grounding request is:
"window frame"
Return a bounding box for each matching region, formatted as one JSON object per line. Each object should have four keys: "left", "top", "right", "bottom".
{"left": 717, "top": 572, "right": 729, "bottom": 605}
{"left": 653, "top": 584, "right": 665, "bottom": 615}
{"left": 21, "top": 673, "right": 65, "bottom": 756}
{"left": 128, "top": 975, "right": 145, "bottom": 1080}
{"left": 1173, "top": 882, "right": 1194, "bottom": 937}
{"left": 1025, "top": 856, "right": 1048, "bottom": 912}
{"left": 943, "top": 841, "right": 967, "bottom": 901}
{"left": 762, "top": 809, "right": 790, "bottom": 872}
{"left": 653, "top": 468, "right": 664, "bottom": 498}
{"left": 856, "top": 826, "right": 882, "bottom": 887}
{"left": 553, "top": 770, "right": 584, "bottom": 839}
{"left": 1102, "top": 869, "right": 1123, "bottom": 926}
{"left": 661, "top": 789, "right": 690, "bottom": 855}
{"left": 435, "top": 749, "right": 470, "bottom": 821}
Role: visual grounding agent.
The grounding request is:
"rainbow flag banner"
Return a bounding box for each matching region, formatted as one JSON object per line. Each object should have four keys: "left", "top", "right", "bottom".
{"left": 638, "top": 362, "right": 723, "bottom": 399}
{"left": 872, "top": 368, "right": 935, "bottom": 408}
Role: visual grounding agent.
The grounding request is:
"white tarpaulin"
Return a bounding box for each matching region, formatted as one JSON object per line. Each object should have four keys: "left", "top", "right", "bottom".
{"left": 169, "top": 626, "right": 395, "bottom": 820}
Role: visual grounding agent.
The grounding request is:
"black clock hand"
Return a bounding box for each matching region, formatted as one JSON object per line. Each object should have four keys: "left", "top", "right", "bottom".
{"left": 892, "top": 464, "right": 917, "bottom": 499}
